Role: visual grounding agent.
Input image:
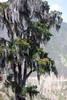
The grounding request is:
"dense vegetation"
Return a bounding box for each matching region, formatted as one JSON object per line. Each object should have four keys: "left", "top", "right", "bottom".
{"left": 0, "top": 0, "right": 62, "bottom": 100}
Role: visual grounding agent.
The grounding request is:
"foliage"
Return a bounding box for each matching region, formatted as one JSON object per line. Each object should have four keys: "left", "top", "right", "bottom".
{"left": 0, "top": 2, "right": 9, "bottom": 12}
{"left": 30, "top": 22, "right": 52, "bottom": 41}
{"left": 0, "top": 0, "right": 62, "bottom": 100}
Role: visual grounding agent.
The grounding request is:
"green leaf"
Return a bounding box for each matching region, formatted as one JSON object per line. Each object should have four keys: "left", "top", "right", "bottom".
{"left": 13, "top": 39, "right": 30, "bottom": 48}
{"left": 32, "top": 53, "right": 40, "bottom": 60}
{"left": 39, "top": 67, "right": 45, "bottom": 73}
{"left": 0, "top": 2, "right": 9, "bottom": 9}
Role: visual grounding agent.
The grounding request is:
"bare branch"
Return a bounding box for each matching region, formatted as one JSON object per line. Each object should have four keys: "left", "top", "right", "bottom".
{"left": 26, "top": 69, "right": 35, "bottom": 79}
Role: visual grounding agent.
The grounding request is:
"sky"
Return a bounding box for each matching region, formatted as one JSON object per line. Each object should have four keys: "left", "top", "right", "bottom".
{"left": 0, "top": 0, "right": 67, "bottom": 22}
{"left": 46, "top": 0, "right": 67, "bottom": 22}
{"left": 0, "top": 0, "right": 8, "bottom": 2}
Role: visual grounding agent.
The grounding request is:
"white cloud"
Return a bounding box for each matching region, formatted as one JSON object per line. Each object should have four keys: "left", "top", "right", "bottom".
{"left": 50, "top": 4, "right": 61, "bottom": 11}
{"left": 0, "top": 0, "right": 8, "bottom": 2}
{"left": 62, "top": 15, "right": 67, "bottom": 22}
{"left": 59, "top": 0, "right": 63, "bottom": 1}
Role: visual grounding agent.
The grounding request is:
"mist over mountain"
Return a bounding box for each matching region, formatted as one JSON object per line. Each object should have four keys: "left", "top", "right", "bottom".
{"left": 45, "top": 22, "right": 67, "bottom": 77}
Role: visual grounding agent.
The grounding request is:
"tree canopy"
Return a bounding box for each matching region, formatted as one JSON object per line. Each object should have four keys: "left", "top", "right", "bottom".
{"left": 0, "top": 0, "right": 62, "bottom": 100}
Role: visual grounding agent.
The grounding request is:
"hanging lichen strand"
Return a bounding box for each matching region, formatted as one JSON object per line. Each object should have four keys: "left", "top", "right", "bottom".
{"left": 0, "top": 0, "right": 62, "bottom": 99}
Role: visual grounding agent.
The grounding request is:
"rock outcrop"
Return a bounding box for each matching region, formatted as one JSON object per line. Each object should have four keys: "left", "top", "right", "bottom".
{"left": 27, "top": 73, "right": 67, "bottom": 100}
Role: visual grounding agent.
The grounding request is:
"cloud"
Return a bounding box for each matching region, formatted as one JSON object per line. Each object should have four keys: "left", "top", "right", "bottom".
{"left": 62, "top": 15, "right": 67, "bottom": 22}
{"left": 0, "top": 0, "right": 8, "bottom": 2}
{"left": 50, "top": 4, "right": 61, "bottom": 11}
{"left": 59, "top": 0, "right": 63, "bottom": 1}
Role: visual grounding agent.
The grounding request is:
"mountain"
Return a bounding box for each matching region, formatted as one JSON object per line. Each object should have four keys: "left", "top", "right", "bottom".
{"left": 45, "top": 22, "right": 67, "bottom": 77}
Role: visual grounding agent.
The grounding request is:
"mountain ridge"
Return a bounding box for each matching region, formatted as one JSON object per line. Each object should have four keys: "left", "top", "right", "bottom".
{"left": 45, "top": 22, "right": 67, "bottom": 77}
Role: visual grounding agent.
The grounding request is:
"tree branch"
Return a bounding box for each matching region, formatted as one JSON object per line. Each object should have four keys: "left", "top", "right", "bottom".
{"left": 26, "top": 69, "right": 35, "bottom": 79}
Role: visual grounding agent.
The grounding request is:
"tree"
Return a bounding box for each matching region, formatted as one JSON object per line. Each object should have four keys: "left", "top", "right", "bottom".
{"left": 0, "top": 0, "right": 62, "bottom": 100}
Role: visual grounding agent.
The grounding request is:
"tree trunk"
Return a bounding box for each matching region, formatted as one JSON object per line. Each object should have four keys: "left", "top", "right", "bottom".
{"left": 22, "top": 60, "right": 27, "bottom": 87}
